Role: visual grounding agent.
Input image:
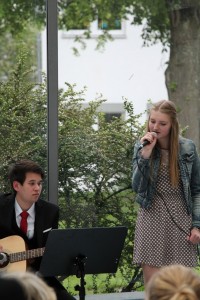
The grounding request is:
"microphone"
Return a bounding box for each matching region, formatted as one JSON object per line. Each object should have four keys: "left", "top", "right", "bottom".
{"left": 138, "top": 132, "right": 157, "bottom": 150}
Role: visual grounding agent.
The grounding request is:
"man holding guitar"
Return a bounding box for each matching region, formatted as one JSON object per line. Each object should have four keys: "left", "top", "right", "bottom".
{"left": 0, "top": 159, "right": 76, "bottom": 300}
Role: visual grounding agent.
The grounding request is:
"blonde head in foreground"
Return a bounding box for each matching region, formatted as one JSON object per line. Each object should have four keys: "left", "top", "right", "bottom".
{"left": 145, "top": 264, "right": 200, "bottom": 300}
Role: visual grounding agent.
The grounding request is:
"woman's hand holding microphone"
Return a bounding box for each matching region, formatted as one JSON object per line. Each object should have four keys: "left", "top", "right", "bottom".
{"left": 139, "top": 132, "right": 157, "bottom": 159}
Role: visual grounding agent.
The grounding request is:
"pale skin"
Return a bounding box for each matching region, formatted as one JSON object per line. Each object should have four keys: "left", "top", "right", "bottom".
{"left": 140, "top": 110, "right": 200, "bottom": 285}
{"left": 13, "top": 172, "right": 43, "bottom": 211}
{"left": 0, "top": 172, "right": 43, "bottom": 252}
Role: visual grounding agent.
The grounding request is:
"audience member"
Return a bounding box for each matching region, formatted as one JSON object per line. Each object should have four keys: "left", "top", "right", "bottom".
{"left": 0, "top": 159, "right": 75, "bottom": 300}
{"left": 0, "top": 271, "right": 57, "bottom": 300}
{"left": 132, "top": 100, "right": 200, "bottom": 285}
{"left": 145, "top": 264, "right": 200, "bottom": 300}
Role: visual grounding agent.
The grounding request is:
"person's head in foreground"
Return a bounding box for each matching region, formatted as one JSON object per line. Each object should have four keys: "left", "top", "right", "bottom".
{"left": 145, "top": 264, "right": 200, "bottom": 300}
{"left": 0, "top": 271, "right": 57, "bottom": 300}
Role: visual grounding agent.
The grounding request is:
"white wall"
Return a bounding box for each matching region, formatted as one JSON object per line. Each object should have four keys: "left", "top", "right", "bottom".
{"left": 42, "top": 20, "right": 169, "bottom": 123}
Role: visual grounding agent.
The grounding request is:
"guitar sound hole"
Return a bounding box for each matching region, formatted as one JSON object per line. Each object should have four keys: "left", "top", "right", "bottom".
{"left": 0, "top": 252, "right": 9, "bottom": 268}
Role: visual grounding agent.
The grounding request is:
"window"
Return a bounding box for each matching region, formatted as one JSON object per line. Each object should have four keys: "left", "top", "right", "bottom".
{"left": 98, "top": 18, "right": 121, "bottom": 30}
{"left": 104, "top": 113, "right": 122, "bottom": 123}
{"left": 62, "top": 19, "right": 126, "bottom": 39}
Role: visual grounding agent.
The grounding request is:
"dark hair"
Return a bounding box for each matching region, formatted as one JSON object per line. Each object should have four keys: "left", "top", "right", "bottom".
{"left": 0, "top": 277, "right": 26, "bottom": 300}
{"left": 9, "top": 159, "right": 45, "bottom": 189}
{"left": 1, "top": 271, "right": 57, "bottom": 300}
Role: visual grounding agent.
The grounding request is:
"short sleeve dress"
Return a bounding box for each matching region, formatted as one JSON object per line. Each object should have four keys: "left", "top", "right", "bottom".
{"left": 133, "top": 149, "right": 197, "bottom": 267}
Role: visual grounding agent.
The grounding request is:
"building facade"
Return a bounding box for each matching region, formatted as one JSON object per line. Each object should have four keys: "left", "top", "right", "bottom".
{"left": 42, "top": 19, "right": 169, "bottom": 123}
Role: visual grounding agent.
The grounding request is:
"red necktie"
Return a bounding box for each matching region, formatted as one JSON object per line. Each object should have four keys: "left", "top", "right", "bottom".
{"left": 20, "top": 211, "right": 29, "bottom": 234}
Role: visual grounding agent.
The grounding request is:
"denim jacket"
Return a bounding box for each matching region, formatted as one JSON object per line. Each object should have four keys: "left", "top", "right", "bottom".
{"left": 132, "top": 137, "right": 200, "bottom": 228}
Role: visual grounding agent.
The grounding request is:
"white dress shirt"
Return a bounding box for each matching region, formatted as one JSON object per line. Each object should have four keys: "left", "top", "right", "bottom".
{"left": 15, "top": 200, "right": 35, "bottom": 239}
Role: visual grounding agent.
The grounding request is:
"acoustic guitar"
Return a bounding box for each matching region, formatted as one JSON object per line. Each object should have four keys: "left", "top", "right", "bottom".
{"left": 0, "top": 235, "right": 45, "bottom": 272}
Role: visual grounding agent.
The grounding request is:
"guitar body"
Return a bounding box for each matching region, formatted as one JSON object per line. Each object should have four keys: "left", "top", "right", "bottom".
{"left": 0, "top": 235, "right": 26, "bottom": 272}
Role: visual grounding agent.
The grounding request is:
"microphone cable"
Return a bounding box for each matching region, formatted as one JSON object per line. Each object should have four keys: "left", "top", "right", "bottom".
{"left": 135, "top": 147, "right": 200, "bottom": 266}
{"left": 135, "top": 147, "right": 193, "bottom": 240}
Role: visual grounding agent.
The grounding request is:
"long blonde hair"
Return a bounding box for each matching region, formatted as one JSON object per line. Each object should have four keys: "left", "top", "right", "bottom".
{"left": 145, "top": 265, "right": 200, "bottom": 300}
{"left": 147, "top": 100, "right": 179, "bottom": 186}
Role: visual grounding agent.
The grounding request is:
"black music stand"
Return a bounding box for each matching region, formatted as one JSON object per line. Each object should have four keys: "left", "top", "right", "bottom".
{"left": 39, "top": 226, "right": 127, "bottom": 300}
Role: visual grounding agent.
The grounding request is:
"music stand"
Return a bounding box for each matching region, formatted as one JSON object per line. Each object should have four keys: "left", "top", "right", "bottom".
{"left": 39, "top": 226, "right": 127, "bottom": 300}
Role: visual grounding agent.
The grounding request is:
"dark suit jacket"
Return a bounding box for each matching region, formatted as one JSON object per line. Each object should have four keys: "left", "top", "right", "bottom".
{"left": 0, "top": 193, "right": 59, "bottom": 270}
{"left": 0, "top": 194, "right": 75, "bottom": 300}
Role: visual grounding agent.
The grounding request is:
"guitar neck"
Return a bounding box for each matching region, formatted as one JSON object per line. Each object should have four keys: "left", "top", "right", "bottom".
{"left": 9, "top": 247, "right": 45, "bottom": 263}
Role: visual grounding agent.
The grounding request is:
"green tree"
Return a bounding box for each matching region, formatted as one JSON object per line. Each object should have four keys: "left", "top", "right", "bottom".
{"left": 57, "top": 0, "right": 200, "bottom": 150}
{"left": 0, "top": 1, "right": 45, "bottom": 35}
{"left": 57, "top": 85, "right": 145, "bottom": 293}
{"left": 0, "top": 26, "right": 40, "bottom": 81}
{"left": 0, "top": 52, "right": 145, "bottom": 293}
{"left": 0, "top": 1, "right": 199, "bottom": 148}
{"left": 0, "top": 51, "right": 47, "bottom": 191}
{"left": 2, "top": 0, "right": 200, "bottom": 292}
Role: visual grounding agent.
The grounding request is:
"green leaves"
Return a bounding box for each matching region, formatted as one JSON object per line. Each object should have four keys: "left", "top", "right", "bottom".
{"left": 0, "top": 0, "right": 180, "bottom": 49}
{"left": 0, "top": 51, "right": 144, "bottom": 291}
{"left": 0, "top": 0, "right": 45, "bottom": 35}
{"left": 0, "top": 50, "right": 47, "bottom": 191}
